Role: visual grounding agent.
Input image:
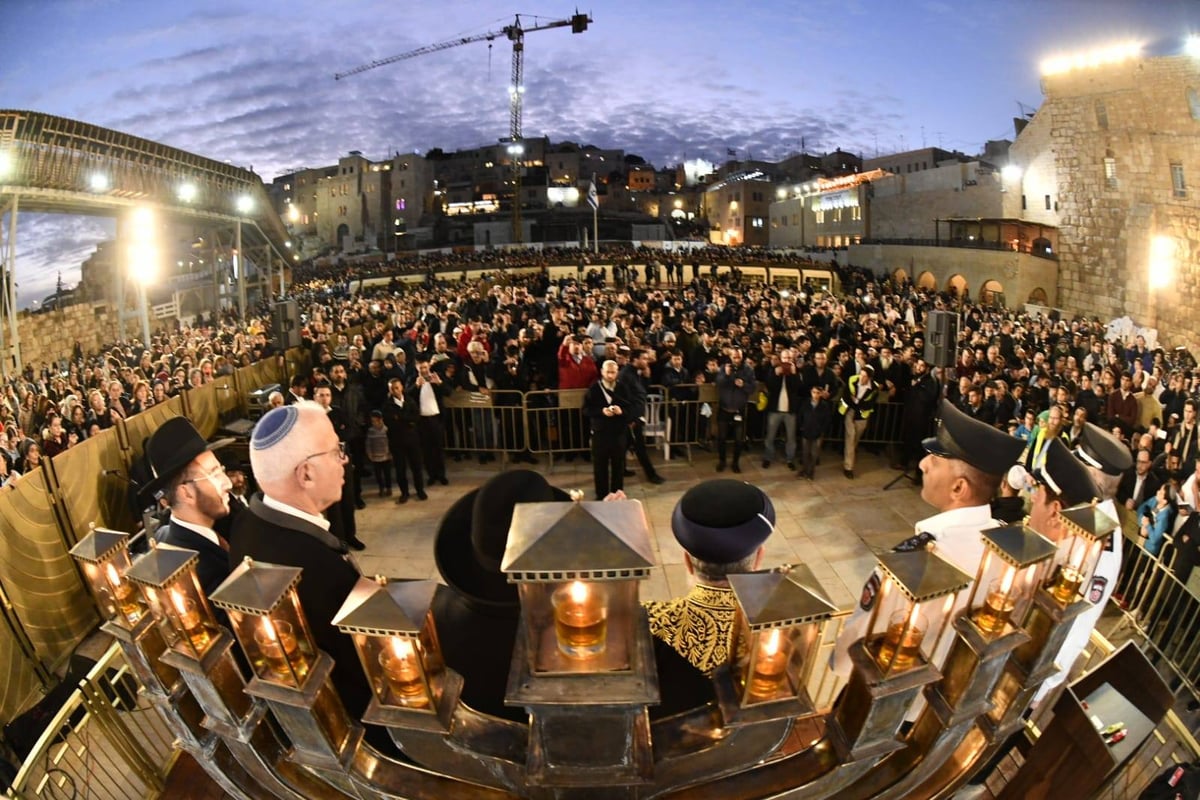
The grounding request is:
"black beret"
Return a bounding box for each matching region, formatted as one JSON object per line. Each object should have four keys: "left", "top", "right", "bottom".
{"left": 922, "top": 399, "right": 1027, "bottom": 475}
{"left": 1033, "top": 439, "right": 1099, "bottom": 505}
{"left": 1073, "top": 422, "right": 1132, "bottom": 476}
{"left": 671, "top": 479, "right": 775, "bottom": 564}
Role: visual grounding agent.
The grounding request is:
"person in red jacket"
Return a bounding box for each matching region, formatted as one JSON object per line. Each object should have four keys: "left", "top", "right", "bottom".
{"left": 558, "top": 336, "right": 599, "bottom": 458}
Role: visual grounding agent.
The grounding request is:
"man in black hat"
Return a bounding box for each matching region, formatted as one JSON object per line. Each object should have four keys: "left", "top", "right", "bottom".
{"left": 584, "top": 360, "right": 631, "bottom": 500}
{"left": 142, "top": 417, "right": 234, "bottom": 596}
{"left": 833, "top": 400, "right": 1026, "bottom": 680}
{"left": 645, "top": 479, "right": 774, "bottom": 677}
{"left": 431, "top": 469, "right": 568, "bottom": 723}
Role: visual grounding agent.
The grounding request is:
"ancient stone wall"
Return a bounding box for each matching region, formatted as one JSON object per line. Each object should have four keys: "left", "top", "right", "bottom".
{"left": 1040, "top": 55, "right": 1200, "bottom": 347}
{"left": 15, "top": 303, "right": 123, "bottom": 371}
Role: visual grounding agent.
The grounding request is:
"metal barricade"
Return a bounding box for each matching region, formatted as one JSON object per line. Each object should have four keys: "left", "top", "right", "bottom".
{"left": 525, "top": 388, "right": 589, "bottom": 468}
{"left": 441, "top": 388, "right": 527, "bottom": 464}
{"left": 663, "top": 384, "right": 720, "bottom": 463}
{"left": 7, "top": 641, "right": 178, "bottom": 799}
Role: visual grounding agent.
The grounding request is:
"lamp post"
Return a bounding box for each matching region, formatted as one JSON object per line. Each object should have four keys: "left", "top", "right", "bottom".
{"left": 128, "top": 207, "right": 156, "bottom": 346}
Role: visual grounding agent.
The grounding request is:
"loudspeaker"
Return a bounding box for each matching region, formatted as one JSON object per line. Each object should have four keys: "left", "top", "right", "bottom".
{"left": 924, "top": 310, "right": 959, "bottom": 368}
{"left": 271, "top": 301, "right": 301, "bottom": 349}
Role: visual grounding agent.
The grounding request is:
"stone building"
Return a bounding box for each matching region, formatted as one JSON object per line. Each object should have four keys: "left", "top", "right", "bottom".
{"left": 1009, "top": 50, "right": 1199, "bottom": 343}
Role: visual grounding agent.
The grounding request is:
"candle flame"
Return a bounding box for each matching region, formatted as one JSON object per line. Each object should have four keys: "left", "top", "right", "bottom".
{"left": 390, "top": 636, "right": 415, "bottom": 660}
{"left": 763, "top": 628, "right": 782, "bottom": 656}
{"left": 568, "top": 580, "right": 588, "bottom": 603}
{"left": 169, "top": 588, "right": 188, "bottom": 616}
{"left": 1000, "top": 566, "right": 1016, "bottom": 595}
{"left": 260, "top": 618, "right": 278, "bottom": 642}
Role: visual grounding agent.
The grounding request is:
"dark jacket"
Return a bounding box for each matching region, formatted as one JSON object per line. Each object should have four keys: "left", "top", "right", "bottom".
{"left": 716, "top": 362, "right": 756, "bottom": 412}
{"left": 764, "top": 367, "right": 803, "bottom": 414}
{"left": 159, "top": 520, "right": 230, "bottom": 598}
{"left": 229, "top": 496, "right": 369, "bottom": 718}
{"left": 798, "top": 397, "right": 833, "bottom": 439}
{"left": 380, "top": 394, "right": 421, "bottom": 446}
{"left": 584, "top": 379, "right": 631, "bottom": 434}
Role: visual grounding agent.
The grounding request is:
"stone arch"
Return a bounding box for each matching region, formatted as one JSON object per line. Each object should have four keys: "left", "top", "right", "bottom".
{"left": 917, "top": 271, "right": 937, "bottom": 290}
{"left": 892, "top": 268, "right": 909, "bottom": 284}
{"left": 336, "top": 223, "right": 350, "bottom": 249}
{"left": 946, "top": 274, "right": 968, "bottom": 297}
{"left": 1028, "top": 287, "right": 1048, "bottom": 304}
{"left": 981, "top": 279, "right": 1004, "bottom": 307}
{"left": 1032, "top": 236, "right": 1053, "bottom": 256}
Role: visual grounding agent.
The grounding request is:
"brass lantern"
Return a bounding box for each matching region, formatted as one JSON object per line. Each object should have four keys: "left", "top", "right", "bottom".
{"left": 501, "top": 499, "right": 655, "bottom": 675}
{"left": 69, "top": 527, "right": 148, "bottom": 630}
{"left": 716, "top": 564, "right": 838, "bottom": 723}
{"left": 1044, "top": 502, "right": 1118, "bottom": 607}
{"left": 126, "top": 541, "right": 219, "bottom": 660}
{"left": 966, "top": 525, "right": 1058, "bottom": 638}
{"left": 333, "top": 576, "right": 460, "bottom": 731}
{"left": 210, "top": 558, "right": 315, "bottom": 689}
{"left": 864, "top": 549, "right": 973, "bottom": 678}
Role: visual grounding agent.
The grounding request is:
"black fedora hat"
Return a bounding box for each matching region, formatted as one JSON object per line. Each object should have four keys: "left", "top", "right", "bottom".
{"left": 434, "top": 470, "right": 569, "bottom": 610}
{"left": 138, "top": 417, "right": 232, "bottom": 507}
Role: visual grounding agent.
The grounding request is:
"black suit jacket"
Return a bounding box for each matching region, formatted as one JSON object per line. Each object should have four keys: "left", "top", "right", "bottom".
{"left": 228, "top": 495, "right": 369, "bottom": 718}
{"left": 1117, "top": 469, "right": 1162, "bottom": 508}
{"left": 159, "top": 520, "right": 230, "bottom": 598}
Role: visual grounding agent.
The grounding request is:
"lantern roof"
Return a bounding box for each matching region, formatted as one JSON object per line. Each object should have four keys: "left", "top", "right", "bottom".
{"left": 877, "top": 549, "right": 972, "bottom": 603}
{"left": 501, "top": 500, "right": 655, "bottom": 581}
{"left": 68, "top": 527, "right": 130, "bottom": 564}
{"left": 209, "top": 557, "right": 302, "bottom": 615}
{"left": 729, "top": 564, "right": 839, "bottom": 628}
{"left": 333, "top": 577, "right": 437, "bottom": 636}
{"left": 981, "top": 525, "right": 1058, "bottom": 569}
{"left": 125, "top": 542, "right": 199, "bottom": 588}
{"left": 1058, "top": 502, "right": 1119, "bottom": 542}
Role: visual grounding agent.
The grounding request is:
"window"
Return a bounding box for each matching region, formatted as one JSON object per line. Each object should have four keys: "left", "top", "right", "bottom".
{"left": 1044, "top": 194, "right": 1051, "bottom": 210}
{"left": 751, "top": 217, "right": 764, "bottom": 228}
{"left": 815, "top": 210, "right": 825, "bottom": 224}
{"left": 1172, "top": 163, "right": 1187, "bottom": 198}
{"left": 852, "top": 206, "right": 862, "bottom": 221}
{"left": 1104, "top": 156, "right": 1118, "bottom": 188}
{"left": 1021, "top": 195, "right": 1027, "bottom": 210}
{"left": 1095, "top": 99, "right": 1109, "bottom": 129}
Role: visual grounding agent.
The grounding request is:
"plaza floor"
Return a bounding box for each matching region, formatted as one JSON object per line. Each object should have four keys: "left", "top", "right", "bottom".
{"left": 348, "top": 445, "right": 929, "bottom": 612}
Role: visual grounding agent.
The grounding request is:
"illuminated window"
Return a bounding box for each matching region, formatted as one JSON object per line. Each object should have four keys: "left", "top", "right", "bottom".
{"left": 1095, "top": 99, "right": 1109, "bottom": 129}
{"left": 1104, "top": 155, "right": 1118, "bottom": 188}
{"left": 815, "top": 210, "right": 825, "bottom": 224}
{"left": 852, "top": 207, "right": 862, "bottom": 221}
{"left": 1171, "top": 163, "right": 1187, "bottom": 198}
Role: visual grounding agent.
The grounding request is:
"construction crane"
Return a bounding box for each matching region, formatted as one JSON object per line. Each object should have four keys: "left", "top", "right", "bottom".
{"left": 335, "top": 12, "right": 592, "bottom": 243}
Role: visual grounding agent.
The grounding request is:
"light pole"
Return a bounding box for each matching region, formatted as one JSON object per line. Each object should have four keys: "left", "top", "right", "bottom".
{"left": 128, "top": 207, "right": 157, "bottom": 347}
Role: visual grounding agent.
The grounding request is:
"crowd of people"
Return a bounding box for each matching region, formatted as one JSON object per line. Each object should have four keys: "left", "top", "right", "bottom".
{"left": 7, "top": 243, "right": 1197, "bottom": 579}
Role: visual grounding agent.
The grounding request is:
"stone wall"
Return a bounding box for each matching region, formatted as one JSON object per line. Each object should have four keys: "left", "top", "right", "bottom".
{"left": 1039, "top": 55, "right": 1200, "bottom": 347}
{"left": 15, "top": 303, "right": 123, "bottom": 371}
{"left": 847, "top": 243, "right": 1058, "bottom": 309}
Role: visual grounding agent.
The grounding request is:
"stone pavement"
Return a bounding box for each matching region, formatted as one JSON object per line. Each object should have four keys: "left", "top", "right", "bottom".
{"left": 349, "top": 447, "right": 931, "bottom": 613}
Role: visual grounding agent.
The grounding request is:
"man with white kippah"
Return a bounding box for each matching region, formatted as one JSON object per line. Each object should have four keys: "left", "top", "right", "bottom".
{"left": 229, "top": 401, "right": 370, "bottom": 721}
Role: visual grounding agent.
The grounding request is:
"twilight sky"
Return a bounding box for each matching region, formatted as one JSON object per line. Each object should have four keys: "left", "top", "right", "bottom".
{"left": 1, "top": 0, "right": 1197, "bottom": 305}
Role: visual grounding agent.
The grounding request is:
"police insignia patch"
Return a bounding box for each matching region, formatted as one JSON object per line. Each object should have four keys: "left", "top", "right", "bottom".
{"left": 1088, "top": 576, "right": 1107, "bottom": 605}
{"left": 893, "top": 531, "right": 936, "bottom": 553}
{"left": 860, "top": 572, "right": 881, "bottom": 611}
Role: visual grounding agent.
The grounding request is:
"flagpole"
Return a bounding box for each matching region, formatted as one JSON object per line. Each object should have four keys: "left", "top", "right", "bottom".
{"left": 591, "top": 172, "right": 598, "bottom": 255}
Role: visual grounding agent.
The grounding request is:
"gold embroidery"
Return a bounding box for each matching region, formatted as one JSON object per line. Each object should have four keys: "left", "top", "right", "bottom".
{"left": 644, "top": 585, "right": 737, "bottom": 676}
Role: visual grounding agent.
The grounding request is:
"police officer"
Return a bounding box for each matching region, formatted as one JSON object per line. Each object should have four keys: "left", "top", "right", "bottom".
{"left": 1028, "top": 423, "right": 1129, "bottom": 703}
{"left": 833, "top": 400, "right": 1026, "bottom": 681}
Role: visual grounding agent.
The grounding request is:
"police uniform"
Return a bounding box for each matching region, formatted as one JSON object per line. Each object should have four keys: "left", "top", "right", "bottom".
{"left": 1034, "top": 425, "right": 1127, "bottom": 703}
{"left": 644, "top": 479, "right": 775, "bottom": 675}
{"left": 832, "top": 400, "right": 1026, "bottom": 722}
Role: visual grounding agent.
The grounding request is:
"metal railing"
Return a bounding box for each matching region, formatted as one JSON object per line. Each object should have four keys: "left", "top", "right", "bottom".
{"left": 436, "top": 387, "right": 910, "bottom": 468}
{"left": 5, "top": 642, "right": 178, "bottom": 799}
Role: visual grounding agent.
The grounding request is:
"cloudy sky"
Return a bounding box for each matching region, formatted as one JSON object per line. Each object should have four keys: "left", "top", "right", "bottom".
{"left": 2, "top": 0, "right": 1197, "bottom": 305}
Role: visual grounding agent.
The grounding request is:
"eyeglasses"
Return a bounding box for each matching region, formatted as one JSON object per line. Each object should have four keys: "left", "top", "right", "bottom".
{"left": 301, "top": 441, "right": 347, "bottom": 465}
{"left": 183, "top": 464, "right": 227, "bottom": 485}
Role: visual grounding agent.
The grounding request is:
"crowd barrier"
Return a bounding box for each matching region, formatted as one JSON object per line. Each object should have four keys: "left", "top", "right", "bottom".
{"left": 440, "top": 385, "right": 909, "bottom": 468}
{"left": 0, "top": 356, "right": 287, "bottom": 730}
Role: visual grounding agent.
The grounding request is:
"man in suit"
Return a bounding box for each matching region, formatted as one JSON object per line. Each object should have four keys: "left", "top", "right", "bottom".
{"left": 313, "top": 381, "right": 364, "bottom": 550}
{"left": 410, "top": 355, "right": 449, "bottom": 486}
{"left": 584, "top": 359, "right": 631, "bottom": 500}
{"left": 1117, "top": 447, "right": 1161, "bottom": 511}
{"left": 381, "top": 377, "right": 426, "bottom": 503}
{"left": 229, "top": 402, "right": 370, "bottom": 722}
{"left": 142, "top": 417, "right": 234, "bottom": 597}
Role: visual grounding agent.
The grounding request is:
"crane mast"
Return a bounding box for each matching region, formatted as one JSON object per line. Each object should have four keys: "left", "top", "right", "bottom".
{"left": 336, "top": 12, "right": 592, "bottom": 244}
